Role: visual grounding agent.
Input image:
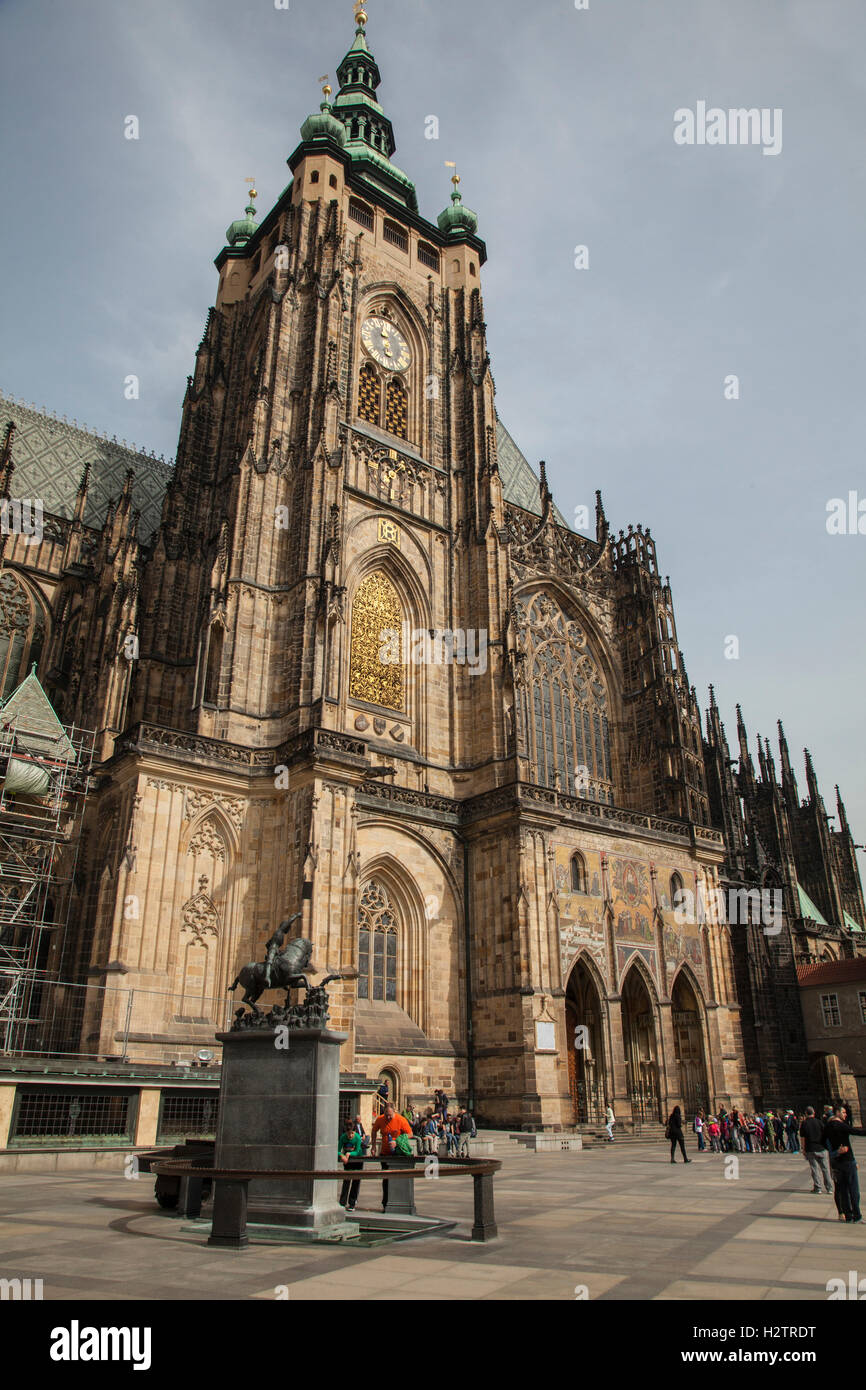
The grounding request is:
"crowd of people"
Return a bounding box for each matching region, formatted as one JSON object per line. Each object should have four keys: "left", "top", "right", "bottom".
{"left": 666, "top": 1101, "right": 864, "bottom": 1223}
{"left": 337, "top": 1089, "right": 477, "bottom": 1212}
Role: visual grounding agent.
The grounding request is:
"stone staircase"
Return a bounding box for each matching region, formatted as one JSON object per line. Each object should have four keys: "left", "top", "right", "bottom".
{"left": 470, "top": 1124, "right": 669, "bottom": 1155}
{"left": 579, "top": 1123, "right": 668, "bottom": 1147}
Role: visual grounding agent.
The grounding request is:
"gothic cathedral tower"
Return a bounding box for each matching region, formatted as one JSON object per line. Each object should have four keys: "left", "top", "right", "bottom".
{"left": 69, "top": 7, "right": 752, "bottom": 1128}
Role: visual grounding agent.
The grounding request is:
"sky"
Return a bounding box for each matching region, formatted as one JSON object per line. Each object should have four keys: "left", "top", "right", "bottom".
{"left": 1, "top": 0, "right": 864, "bottom": 866}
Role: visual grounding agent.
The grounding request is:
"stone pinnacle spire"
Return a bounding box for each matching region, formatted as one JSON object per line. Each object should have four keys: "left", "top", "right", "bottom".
{"left": 736, "top": 704, "right": 755, "bottom": 789}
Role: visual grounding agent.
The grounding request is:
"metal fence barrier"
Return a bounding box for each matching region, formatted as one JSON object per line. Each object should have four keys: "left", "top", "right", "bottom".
{"left": 10, "top": 1086, "right": 137, "bottom": 1146}
{"left": 156, "top": 1091, "right": 218, "bottom": 1143}
{"left": 0, "top": 974, "right": 236, "bottom": 1064}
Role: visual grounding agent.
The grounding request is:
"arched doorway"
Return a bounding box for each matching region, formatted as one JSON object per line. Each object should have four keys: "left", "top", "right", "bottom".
{"left": 621, "top": 965, "right": 661, "bottom": 1122}
{"left": 809, "top": 1053, "right": 861, "bottom": 1121}
{"left": 374, "top": 1066, "right": 401, "bottom": 1116}
{"left": 565, "top": 957, "right": 607, "bottom": 1124}
{"left": 671, "top": 972, "right": 710, "bottom": 1117}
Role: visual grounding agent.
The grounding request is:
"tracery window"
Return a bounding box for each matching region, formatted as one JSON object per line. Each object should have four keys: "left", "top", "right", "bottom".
{"left": 0, "top": 571, "right": 45, "bottom": 700}
{"left": 358, "top": 361, "right": 381, "bottom": 426}
{"left": 349, "top": 570, "right": 403, "bottom": 710}
{"left": 516, "top": 590, "right": 613, "bottom": 803}
{"left": 384, "top": 377, "right": 408, "bottom": 440}
{"left": 358, "top": 879, "right": 398, "bottom": 1002}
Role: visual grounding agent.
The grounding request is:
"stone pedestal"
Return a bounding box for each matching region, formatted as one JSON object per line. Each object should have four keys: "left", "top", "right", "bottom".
{"left": 212, "top": 1026, "right": 350, "bottom": 1238}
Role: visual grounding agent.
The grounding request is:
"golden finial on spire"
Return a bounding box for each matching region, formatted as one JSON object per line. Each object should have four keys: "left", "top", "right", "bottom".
{"left": 245, "top": 176, "right": 258, "bottom": 202}
{"left": 354, "top": 2, "right": 368, "bottom": 29}
{"left": 445, "top": 160, "right": 460, "bottom": 190}
{"left": 319, "top": 74, "right": 332, "bottom": 100}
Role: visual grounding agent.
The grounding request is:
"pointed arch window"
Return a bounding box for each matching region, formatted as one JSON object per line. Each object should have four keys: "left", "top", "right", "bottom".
{"left": 358, "top": 360, "right": 381, "bottom": 426}
{"left": 349, "top": 570, "right": 403, "bottom": 710}
{"left": 0, "top": 571, "right": 45, "bottom": 700}
{"left": 516, "top": 590, "right": 613, "bottom": 803}
{"left": 358, "top": 879, "right": 398, "bottom": 1002}
{"left": 571, "top": 852, "right": 587, "bottom": 894}
{"left": 385, "top": 377, "right": 408, "bottom": 439}
{"left": 670, "top": 872, "right": 685, "bottom": 906}
{"left": 203, "top": 623, "right": 224, "bottom": 705}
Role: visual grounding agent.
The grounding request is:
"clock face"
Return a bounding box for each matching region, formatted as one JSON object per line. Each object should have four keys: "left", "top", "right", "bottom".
{"left": 361, "top": 317, "right": 411, "bottom": 372}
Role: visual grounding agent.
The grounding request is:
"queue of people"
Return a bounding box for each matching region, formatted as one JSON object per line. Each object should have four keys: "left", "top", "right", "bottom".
{"left": 690, "top": 1105, "right": 803, "bottom": 1154}
{"left": 677, "top": 1101, "right": 864, "bottom": 1224}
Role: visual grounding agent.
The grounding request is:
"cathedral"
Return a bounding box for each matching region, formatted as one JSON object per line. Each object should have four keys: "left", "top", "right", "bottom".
{"left": 0, "top": 7, "right": 863, "bottom": 1128}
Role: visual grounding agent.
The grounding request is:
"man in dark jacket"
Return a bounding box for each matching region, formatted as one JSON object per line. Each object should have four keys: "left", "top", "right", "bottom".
{"left": 458, "top": 1107, "right": 476, "bottom": 1157}
{"left": 800, "top": 1106, "right": 833, "bottom": 1194}
{"left": 824, "top": 1105, "right": 866, "bottom": 1223}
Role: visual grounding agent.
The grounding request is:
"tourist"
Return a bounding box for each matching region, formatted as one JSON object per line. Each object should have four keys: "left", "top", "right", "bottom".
{"left": 458, "top": 1107, "right": 476, "bottom": 1156}
{"left": 824, "top": 1104, "right": 865, "bottom": 1224}
{"left": 729, "top": 1107, "right": 744, "bottom": 1153}
{"left": 772, "top": 1112, "right": 785, "bottom": 1152}
{"left": 604, "top": 1101, "right": 616, "bottom": 1143}
{"left": 421, "top": 1114, "right": 439, "bottom": 1155}
{"left": 445, "top": 1115, "right": 459, "bottom": 1156}
{"left": 353, "top": 1114, "right": 371, "bottom": 1154}
{"left": 666, "top": 1105, "right": 691, "bottom": 1164}
{"left": 693, "top": 1108, "right": 705, "bottom": 1152}
{"left": 785, "top": 1110, "right": 799, "bottom": 1154}
{"left": 799, "top": 1106, "right": 833, "bottom": 1196}
{"left": 707, "top": 1116, "right": 721, "bottom": 1153}
{"left": 370, "top": 1101, "right": 414, "bottom": 1211}
{"left": 743, "top": 1113, "right": 756, "bottom": 1152}
{"left": 338, "top": 1122, "right": 364, "bottom": 1212}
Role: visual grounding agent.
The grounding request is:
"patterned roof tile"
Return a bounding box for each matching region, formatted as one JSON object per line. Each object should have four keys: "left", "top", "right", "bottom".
{"left": 0, "top": 393, "right": 173, "bottom": 542}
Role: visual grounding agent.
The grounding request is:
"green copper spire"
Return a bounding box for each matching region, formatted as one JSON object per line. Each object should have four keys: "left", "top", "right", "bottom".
{"left": 437, "top": 169, "right": 479, "bottom": 238}
{"left": 300, "top": 75, "right": 348, "bottom": 147}
{"left": 225, "top": 183, "right": 258, "bottom": 247}
{"left": 322, "top": 3, "right": 417, "bottom": 210}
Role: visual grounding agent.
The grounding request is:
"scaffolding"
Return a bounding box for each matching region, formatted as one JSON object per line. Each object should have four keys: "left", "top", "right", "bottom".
{"left": 0, "top": 698, "right": 93, "bottom": 1054}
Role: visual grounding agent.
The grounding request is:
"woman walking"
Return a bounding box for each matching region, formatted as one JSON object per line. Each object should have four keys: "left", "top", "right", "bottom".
{"left": 667, "top": 1105, "right": 691, "bottom": 1164}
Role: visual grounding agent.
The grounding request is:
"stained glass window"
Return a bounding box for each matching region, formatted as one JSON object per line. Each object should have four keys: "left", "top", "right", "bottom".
{"left": 516, "top": 590, "right": 614, "bottom": 803}
{"left": 358, "top": 879, "right": 398, "bottom": 1003}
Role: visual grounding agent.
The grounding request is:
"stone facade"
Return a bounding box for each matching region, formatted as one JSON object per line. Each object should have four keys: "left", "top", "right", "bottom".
{"left": 1, "top": 13, "right": 863, "bottom": 1128}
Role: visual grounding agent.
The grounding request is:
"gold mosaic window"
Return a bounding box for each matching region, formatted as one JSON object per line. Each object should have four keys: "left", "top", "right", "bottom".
{"left": 349, "top": 570, "right": 403, "bottom": 710}
{"left": 358, "top": 361, "right": 381, "bottom": 426}
{"left": 385, "top": 377, "right": 408, "bottom": 440}
{"left": 358, "top": 879, "right": 398, "bottom": 1002}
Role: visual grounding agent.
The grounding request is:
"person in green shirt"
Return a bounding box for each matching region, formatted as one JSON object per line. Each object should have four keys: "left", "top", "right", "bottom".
{"left": 338, "top": 1126, "right": 364, "bottom": 1211}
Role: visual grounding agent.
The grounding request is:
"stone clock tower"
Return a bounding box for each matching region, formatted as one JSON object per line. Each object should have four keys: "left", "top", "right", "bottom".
{"left": 58, "top": 5, "right": 759, "bottom": 1128}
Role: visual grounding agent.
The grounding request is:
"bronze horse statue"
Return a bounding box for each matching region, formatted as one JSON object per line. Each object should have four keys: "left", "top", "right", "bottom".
{"left": 228, "top": 916, "right": 313, "bottom": 1015}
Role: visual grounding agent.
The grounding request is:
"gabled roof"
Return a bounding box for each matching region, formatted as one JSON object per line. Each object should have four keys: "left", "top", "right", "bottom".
{"left": 0, "top": 666, "right": 76, "bottom": 761}
{"left": 796, "top": 882, "right": 829, "bottom": 926}
{"left": 0, "top": 392, "right": 172, "bottom": 542}
{"left": 497, "top": 418, "right": 569, "bottom": 526}
{"left": 1, "top": 394, "right": 565, "bottom": 547}
{"left": 797, "top": 958, "right": 866, "bottom": 987}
